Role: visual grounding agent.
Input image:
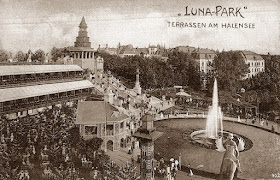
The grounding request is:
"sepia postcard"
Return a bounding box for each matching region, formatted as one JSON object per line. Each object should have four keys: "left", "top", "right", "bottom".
{"left": 0, "top": 0, "right": 279, "bottom": 180}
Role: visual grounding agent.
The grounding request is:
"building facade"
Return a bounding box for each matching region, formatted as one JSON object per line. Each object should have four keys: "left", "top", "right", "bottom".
{"left": 97, "top": 43, "right": 168, "bottom": 59}
{"left": 75, "top": 101, "right": 131, "bottom": 152}
{"left": 240, "top": 51, "right": 265, "bottom": 79}
{"left": 60, "top": 17, "right": 103, "bottom": 75}
{"left": 0, "top": 64, "right": 93, "bottom": 119}
{"left": 193, "top": 48, "right": 216, "bottom": 74}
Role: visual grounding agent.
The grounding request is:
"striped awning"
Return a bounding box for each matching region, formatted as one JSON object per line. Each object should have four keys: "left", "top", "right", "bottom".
{"left": 0, "top": 80, "right": 93, "bottom": 102}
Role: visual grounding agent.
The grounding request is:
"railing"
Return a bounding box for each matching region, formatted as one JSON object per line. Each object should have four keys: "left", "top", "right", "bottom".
{"left": 0, "top": 75, "right": 83, "bottom": 89}
{"left": 0, "top": 93, "right": 90, "bottom": 114}
{"left": 0, "top": 61, "right": 64, "bottom": 65}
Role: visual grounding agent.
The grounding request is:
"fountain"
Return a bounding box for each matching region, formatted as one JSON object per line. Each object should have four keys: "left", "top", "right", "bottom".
{"left": 190, "top": 78, "right": 245, "bottom": 151}
{"left": 205, "top": 78, "right": 223, "bottom": 139}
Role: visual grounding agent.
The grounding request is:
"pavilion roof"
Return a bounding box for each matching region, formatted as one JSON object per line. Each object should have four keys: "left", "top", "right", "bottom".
{"left": 0, "top": 80, "right": 93, "bottom": 102}
{"left": 76, "top": 101, "right": 129, "bottom": 125}
{"left": 176, "top": 91, "right": 191, "bottom": 97}
{"left": 133, "top": 130, "right": 163, "bottom": 141}
{"left": 0, "top": 64, "right": 83, "bottom": 76}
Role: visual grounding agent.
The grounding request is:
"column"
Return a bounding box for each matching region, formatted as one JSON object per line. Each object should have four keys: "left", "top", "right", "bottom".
{"left": 113, "top": 123, "right": 115, "bottom": 136}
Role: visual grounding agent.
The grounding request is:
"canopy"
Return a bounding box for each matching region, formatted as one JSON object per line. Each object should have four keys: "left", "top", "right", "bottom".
{"left": 0, "top": 80, "right": 93, "bottom": 102}
{"left": 0, "top": 64, "right": 83, "bottom": 76}
{"left": 176, "top": 91, "right": 191, "bottom": 97}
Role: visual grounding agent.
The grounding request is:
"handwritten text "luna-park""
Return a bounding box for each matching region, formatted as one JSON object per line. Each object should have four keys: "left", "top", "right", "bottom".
{"left": 179, "top": 6, "right": 248, "bottom": 18}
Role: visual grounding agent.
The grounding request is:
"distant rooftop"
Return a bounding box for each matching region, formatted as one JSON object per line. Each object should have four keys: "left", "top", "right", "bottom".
{"left": 195, "top": 48, "right": 215, "bottom": 54}
{"left": 240, "top": 50, "right": 264, "bottom": 61}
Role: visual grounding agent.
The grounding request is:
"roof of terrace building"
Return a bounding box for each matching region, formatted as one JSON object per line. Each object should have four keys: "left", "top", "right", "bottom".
{"left": 0, "top": 80, "right": 93, "bottom": 102}
{"left": 76, "top": 101, "right": 129, "bottom": 125}
{"left": 0, "top": 64, "right": 83, "bottom": 76}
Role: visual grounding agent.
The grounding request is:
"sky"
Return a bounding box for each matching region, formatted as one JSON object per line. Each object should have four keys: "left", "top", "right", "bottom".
{"left": 0, "top": 0, "right": 279, "bottom": 55}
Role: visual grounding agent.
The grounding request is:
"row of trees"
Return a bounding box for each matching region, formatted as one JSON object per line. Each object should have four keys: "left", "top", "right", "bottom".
{"left": 97, "top": 50, "right": 202, "bottom": 91}
{"left": 99, "top": 50, "right": 250, "bottom": 92}
{"left": 241, "top": 54, "right": 280, "bottom": 112}
{"left": 0, "top": 49, "right": 46, "bottom": 62}
{"left": 0, "top": 47, "right": 66, "bottom": 62}
{"left": 99, "top": 50, "right": 280, "bottom": 113}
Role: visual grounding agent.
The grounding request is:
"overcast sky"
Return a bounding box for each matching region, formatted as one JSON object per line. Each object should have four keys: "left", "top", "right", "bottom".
{"left": 0, "top": 0, "right": 279, "bottom": 54}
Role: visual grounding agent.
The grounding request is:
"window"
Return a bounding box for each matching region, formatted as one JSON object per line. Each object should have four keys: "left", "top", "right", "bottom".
{"left": 18, "top": 111, "right": 24, "bottom": 116}
{"left": 85, "top": 126, "right": 97, "bottom": 135}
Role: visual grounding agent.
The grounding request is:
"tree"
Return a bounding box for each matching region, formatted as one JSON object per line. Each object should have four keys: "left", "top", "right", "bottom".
{"left": 241, "top": 54, "right": 280, "bottom": 113}
{"left": 15, "top": 51, "right": 26, "bottom": 61}
{"left": 86, "top": 137, "right": 103, "bottom": 152}
{"left": 187, "top": 61, "right": 201, "bottom": 90}
{"left": 68, "top": 127, "right": 81, "bottom": 148}
{"left": 32, "top": 49, "right": 45, "bottom": 62}
{"left": 50, "top": 47, "right": 63, "bottom": 62}
{"left": 213, "top": 51, "right": 249, "bottom": 92}
{"left": 85, "top": 137, "right": 103, "bottom": 161}
{"left": 167, "top": 50, "right": 193, "bottom": 86}
{"left": 0, "top": 50, "right": 9, "bottom": 62}
{"left": 99, "top": 50, "right": 202, "bottom": 90}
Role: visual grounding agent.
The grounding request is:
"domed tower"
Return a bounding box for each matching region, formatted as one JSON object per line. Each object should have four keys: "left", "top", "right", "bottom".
{"left": 74, "top": 16, "right": 91, "bottom": 48}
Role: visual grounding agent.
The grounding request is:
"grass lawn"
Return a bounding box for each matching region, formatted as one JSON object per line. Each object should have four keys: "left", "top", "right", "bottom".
{"left": 154, "top": 118, "right": 280, "bottom": 180}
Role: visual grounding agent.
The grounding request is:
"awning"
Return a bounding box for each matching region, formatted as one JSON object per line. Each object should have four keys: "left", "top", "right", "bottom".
{"left": 176, "top": 91, "right": 191, "bottom": 97}
{"left": 0, "top": 64, "right": 83, "bottom": 76}
{"left": 0, "top": 80, "right": 93, "bottom": 102}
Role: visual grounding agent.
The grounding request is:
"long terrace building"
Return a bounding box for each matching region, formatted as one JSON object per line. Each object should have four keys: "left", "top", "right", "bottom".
{"left": 0, "top": 64, "right": 94, "bottom": 119}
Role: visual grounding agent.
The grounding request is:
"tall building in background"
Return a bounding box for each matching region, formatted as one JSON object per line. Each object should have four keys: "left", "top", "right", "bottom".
{"left": 193, "top": 48, "right": 216, "bottom": 74}
{"left": 74, "top": 16, "right": 91, "bottom": 48}
{"left": 63, "top": 16, "right": 103, "bottom": 75}
{"left": 240, "top": 51, "right": 265, "bottom": 79}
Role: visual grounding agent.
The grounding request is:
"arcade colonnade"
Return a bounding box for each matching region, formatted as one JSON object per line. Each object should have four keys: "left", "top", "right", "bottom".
{"left": 72, "top": 51, "right": 94, "bottom": 59}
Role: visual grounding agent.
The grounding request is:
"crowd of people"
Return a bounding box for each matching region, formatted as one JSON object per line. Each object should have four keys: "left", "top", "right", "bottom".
{"left": 153, "top": 157, "right": 182, "bottom": 180}
{"left": 0, "top": 105, "right": 143, "bottom": 180}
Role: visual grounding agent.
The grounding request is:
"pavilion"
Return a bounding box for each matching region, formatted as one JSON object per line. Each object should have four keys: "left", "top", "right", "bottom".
{"left": 75, "top": 101, "right": 131, "bottom": 152}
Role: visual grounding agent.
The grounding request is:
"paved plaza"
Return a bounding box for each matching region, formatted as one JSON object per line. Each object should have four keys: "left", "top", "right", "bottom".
{"left": 154, "top": 118, "right": 280, "bottom": 180}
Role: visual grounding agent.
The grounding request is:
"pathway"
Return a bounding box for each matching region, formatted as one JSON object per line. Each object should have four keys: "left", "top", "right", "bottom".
{"left": 155, "top": 111, "right": 280, "bottom": 134}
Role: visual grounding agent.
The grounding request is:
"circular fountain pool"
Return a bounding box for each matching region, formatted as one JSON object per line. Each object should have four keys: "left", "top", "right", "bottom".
{"left": 186, "top": 129, "right": 253, "bottom": 152}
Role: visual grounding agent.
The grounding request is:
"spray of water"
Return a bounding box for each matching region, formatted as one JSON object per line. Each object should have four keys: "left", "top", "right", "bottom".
{"left": 205, "top": 78, "right": 223, "bottom": 139}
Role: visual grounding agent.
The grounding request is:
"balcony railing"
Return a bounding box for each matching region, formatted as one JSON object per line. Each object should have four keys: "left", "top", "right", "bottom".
{"left": 0, "top": 92, "right": 90, "bottom": 114}
{"left": 0, "top": 75, "right": 83, "bottom": 89}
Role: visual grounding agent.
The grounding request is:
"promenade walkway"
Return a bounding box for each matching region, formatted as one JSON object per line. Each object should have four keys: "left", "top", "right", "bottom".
{"left": 154, "top": 111, "right": 280, "bottom": 134}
